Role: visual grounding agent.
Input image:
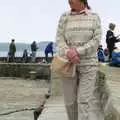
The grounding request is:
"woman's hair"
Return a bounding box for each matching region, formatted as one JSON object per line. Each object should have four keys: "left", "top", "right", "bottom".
{"left": 109, "top": 23, "right": 116, "bottom": 30}
{"left": 81, "top": 0, "right": 91, "bottom": 9}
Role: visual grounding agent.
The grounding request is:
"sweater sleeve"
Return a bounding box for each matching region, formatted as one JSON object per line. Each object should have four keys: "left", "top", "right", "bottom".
{"left": 76, "top": 14, "right": 102, "bottom": 56}
{"left": 55, "top": 13, "right": 68, "bottom": 58}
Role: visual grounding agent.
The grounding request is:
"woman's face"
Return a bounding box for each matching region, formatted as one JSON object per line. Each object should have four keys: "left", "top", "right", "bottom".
{"left": 68, "top": 0, "right": 85, "bottom": 10}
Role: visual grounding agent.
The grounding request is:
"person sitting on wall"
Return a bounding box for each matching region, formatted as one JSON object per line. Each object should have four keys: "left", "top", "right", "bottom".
{"left": 45, "top": 42, "right": 53, "bottom": 63}
{"left": 104, "top": 48, "right": 109, "bottom": 62}
{"left": 97, "top": 45, "right": 105, "bottom": 62}
{"left": 22, "top": 49, "right": 28, "bottom": 63}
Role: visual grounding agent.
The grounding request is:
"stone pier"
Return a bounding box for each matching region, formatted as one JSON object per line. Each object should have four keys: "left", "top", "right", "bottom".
{"left": 38, "top": 63, "right": 120, "bottom": 120}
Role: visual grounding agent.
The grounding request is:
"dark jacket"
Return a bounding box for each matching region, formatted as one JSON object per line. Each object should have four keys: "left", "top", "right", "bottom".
{"left": 45, "top": 42, "right": 53, "bottom": 53}
{"left": 9, "top": 42, "right": 16, "bottom": 54}
{"left": 31, "top": 42, "right": 38, "bottom": 52}
{"left": 106, "top": 30, "right": 119, "bottom": 49}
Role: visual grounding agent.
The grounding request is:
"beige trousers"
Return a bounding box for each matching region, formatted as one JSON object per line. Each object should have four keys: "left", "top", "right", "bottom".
{"left": 61, "top": 65, "right": 104, "bottom": 120}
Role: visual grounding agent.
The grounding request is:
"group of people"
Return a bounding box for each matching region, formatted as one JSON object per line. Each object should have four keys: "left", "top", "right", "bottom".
{"left": 7, "top": 39, "right": 54, "bottom": 63}
{"left": 97, "top": 23, "right": 120, "bottom": 62}
{"left": 5, "top": 0, "right": 120, "bottom": 119}
{"left": 30, "top": 41, "right": 54, "bottom": 63}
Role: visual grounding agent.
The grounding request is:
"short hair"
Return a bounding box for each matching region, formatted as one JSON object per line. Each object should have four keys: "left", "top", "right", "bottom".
{"left": 109, "top": 23, "right": 116, "bottom": 30}
{"left": 12, "top": 39, "right": 15, "bottom": 42}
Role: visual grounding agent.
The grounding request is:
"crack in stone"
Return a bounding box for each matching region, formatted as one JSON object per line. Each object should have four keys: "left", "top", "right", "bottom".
{"left": 0, "top": 108, "right": 36, "bottom": 116}
{"left": 0, "top": 91, "right": 51, "bottom": 120}
{"left": 34, "top": 93, "right": 51, "bottom": 120}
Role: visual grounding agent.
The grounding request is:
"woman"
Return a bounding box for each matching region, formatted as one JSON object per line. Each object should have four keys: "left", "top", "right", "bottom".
{"left": 106, "top": 23, "right": 120, "bottom": 61}
{"left": 55, "top": 0, "right": 103, "bottom": 120}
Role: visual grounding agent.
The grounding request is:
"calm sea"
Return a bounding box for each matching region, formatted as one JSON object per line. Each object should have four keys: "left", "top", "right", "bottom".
{"left": 0, "top": 51, "right": 54, "bottom": 57}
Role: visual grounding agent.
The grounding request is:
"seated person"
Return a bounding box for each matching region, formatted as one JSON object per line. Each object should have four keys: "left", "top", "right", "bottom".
{"left": 22, "top": 49, "right": 28, "bottom": 63}
{"left": 97, "top": 45, "right": 105, "bottom": 62}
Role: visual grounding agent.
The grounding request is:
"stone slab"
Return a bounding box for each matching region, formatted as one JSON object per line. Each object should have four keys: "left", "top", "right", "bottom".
{"left": 38, "top": 97, "right": 68, "bottom": 120}
{"left": 0, "top": 78, "right": 48, "bottom": 120}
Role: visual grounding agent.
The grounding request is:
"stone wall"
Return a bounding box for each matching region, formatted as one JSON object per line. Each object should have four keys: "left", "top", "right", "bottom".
{"left": 100, "top": 64, "right": 120, "bottom": 120}
{"left": 0, "top": 63, "right": 51, "bottom": 79}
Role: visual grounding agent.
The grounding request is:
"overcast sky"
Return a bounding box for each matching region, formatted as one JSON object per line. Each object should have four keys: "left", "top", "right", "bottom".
{"left": 0, "top": 0, "right": 120, "bottom": 48}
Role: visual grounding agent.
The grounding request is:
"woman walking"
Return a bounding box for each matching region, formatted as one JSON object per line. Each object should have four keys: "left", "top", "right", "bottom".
{"left": 55, "top": 0, "right": 103, "bottom": 120}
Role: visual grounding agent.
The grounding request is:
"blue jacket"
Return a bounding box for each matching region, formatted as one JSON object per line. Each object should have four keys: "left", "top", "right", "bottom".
{"left": 45, "top": 42, "right": 53, "bottom": 53}
{"left": 97, "top": 48, "right": 104, "bottom": 61}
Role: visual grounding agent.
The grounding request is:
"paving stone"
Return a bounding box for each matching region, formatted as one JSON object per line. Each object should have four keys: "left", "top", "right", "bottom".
{"left": 38, "top": 97, "right": 68, "bottom": 120}
{"left": 0, "top": 78, "right": 48, "bottom": 120}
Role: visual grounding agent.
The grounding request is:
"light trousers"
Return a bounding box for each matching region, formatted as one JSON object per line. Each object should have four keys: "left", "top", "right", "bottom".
{"left": 61, "top": 65, "right": 104, "bottom": 120}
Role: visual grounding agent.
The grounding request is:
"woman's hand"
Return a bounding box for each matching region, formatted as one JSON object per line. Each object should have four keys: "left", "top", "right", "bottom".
{"left": 69, "top": 55, "right": 80, "bottom": 64}
{"left": 66, "top": 48, "right": 80, "bottom": 64}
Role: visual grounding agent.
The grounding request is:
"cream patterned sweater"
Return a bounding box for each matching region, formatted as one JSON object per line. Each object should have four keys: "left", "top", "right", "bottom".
{"left": 56, "top": 11, "right": 101, "bottom": 66}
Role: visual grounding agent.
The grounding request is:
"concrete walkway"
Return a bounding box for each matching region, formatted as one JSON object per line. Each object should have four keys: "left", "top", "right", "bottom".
{"left": 1, "top": 64, "right": 120, "bottom": 120}
{"left": 38, "top": 64, "right": 120, "bottom": 120}
{"left": 38, "top": 96, "right": 68, "bottom": 120}
{"left": 101, "top": 64, "right": 120, "bottom": 119}
{"left": 0, "top": 78, "right": 48, "bottom": 120}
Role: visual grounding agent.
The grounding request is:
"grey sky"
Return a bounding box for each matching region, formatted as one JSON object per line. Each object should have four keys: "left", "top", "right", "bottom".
{"left": 0, "top": 0, "right": 120, "bottom": 47}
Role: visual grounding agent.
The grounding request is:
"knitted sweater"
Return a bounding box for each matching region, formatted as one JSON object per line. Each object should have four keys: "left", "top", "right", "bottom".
{"left": 56, "top": 11, "right": 101, "bottom": 66}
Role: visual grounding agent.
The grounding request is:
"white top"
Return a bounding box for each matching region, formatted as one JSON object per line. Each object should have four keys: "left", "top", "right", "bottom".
{"left": 56, "top": 11, "right": 102, "bottom": 66}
